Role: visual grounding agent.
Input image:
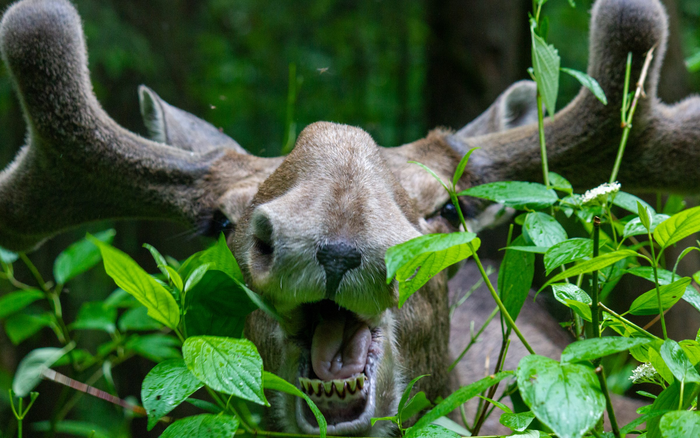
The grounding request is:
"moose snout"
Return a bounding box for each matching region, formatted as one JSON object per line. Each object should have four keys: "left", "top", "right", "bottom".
{"left": 316, "top": 241, "right": 362, "bottom": 297}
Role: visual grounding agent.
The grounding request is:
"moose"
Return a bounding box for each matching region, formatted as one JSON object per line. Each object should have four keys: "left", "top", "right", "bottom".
{"left": 1, "top": 0, "right": 699, "bottom": 435}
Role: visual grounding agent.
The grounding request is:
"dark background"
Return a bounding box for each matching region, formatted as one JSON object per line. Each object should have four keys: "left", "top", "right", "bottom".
{"left": 0, "top": 0, "right": 699, "bottom": 436}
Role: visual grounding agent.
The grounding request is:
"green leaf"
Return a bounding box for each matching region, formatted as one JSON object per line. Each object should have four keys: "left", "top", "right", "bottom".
{"left": 70, "top": 302, "right": 117, "bottom": 333}
{"left": 429, "top": 417, "right": 471, "bottom": 436}
{"left": 452, "top": 148, "right": 478, "bottom": 189}
{"left": 142, "top": 358, "right": 203, "bottom": 430}
{"left": 503, "top": 246, "right": 548, "bottom": 254}
{"left": 548, "top": 172, "right": 572, "bottom": 194}
{"left": 0, "top": 246, "right": 18, "bottom": 264}
{"left": 53, "top": 229, "right": 116, "bottom": 284}
{"left": 185, "top": 263, "right": 211, "bottom": 293}
{"left": 458, "top": 181, "right": 557, "bottom": 210}
{"left": 500, "top": 411, "right": 536, "bottom": 432}
{"left": 531, "top": 30, "right": 560, "bottom": 116}
{"left": 160, "top": 414, "right": 239, "bottom": 438}
{"left": 12, "top": 342, "right": 75, "bottom": 396}
{"left": 623, "top": 214, "right": 670, "bottom": 241}
{"left": 410, "top": 424, "right": 460, "bottom": 438}
{"left": 517, "top": 355, "right": 605, "bottom": 438}
{"left": 663, "top": 195, "right": 686, "bottom": 215}
{"left": 647, "top": 379, "right": 700, "bottom": 438}
{"left": 560, "top": 68, "right": 607, "bottom": 105}
{"left": 400, "top": 391, "right": 432, "bottom": 423}
{"left": 385, "top": 233, "right": 479, "bottom": 307}
{"left": 399, "top": 374, "right": 430, "bottom": 414}
{"left": 184, "top": 398, "right": 223, "bottom": 414}
{"left": 477, "top": 395, "right": 511, "bottom": 413}
{"left": 544, "top": 238, "right": 593, "bottom": 275}
{"left": 660, "top": 339, "right": 700, "bottom": 384}
{"left": 184, "top": 271, "right": 258, "bottom": 338}
{"left": 126, "top": 334, "right": 180, "bottom": 362}
{"left": 5, "top": 313, "right": 54, "bottom": 345}
{"left": 263, "top": 372, "right": 327, "bottom": 438}
{"left": 179, "top": 234, "right": 243, "bottom": 283}
{"left": 183, "top": 336, "right": 266, "bottom": 405}
{"left": 88, "top": 236, "right": 179, "bottom": 329}
{"left": 164, "top": 266, "right": 184, "bottom": 292}
{"left": 680, "top": 340, "right": 700, "bottom": 365}
{"left": 405, "top": 372, "right": 513, "bottom": 438}
{"left": 648, "top": 347, "right": 675, "bottom": 384}
{"left": 552, "top": 283, "right": 592, "bottom": 322}
{"left": 409, "top": 161, "right": 448, "bottom": 192}
{"left": 638, "top": 201, "right": 652, "bottom": 231}
{"left": 660, "top": 411, "right": 700, "bottom": 438}
{"left": 613, "top": 192, "right": 655, "bottom": 215}
{"left": 499, "top": 235, "right": 535, "bottom": 322}
{"left": 654, "top": 206, "right": 700, "bottom": 249}
{"left": 118, "top": 306, "right": 163, "bottom": 332}
{"left": 524, "top": 212, "right": 568, "bottom": 248}
{"left": 561, "top": 337, "right": 651, "bottom": 364}
{"left": 627, "top": 266, "right": 700, "bottom": 313}
{"left": 542, "top": 250, "right": 637, "bottom": 289}
{"left": 103, "top": 288, "right": 138, "bottom": 308}
{"left": 628, "top": 277, "right": 690, "bottom": 315}
{"left": 142, "top": 243, "right": 169, "bottom": 277}
{"left": 0, "top": 289, "right": 44, "bottom": 320}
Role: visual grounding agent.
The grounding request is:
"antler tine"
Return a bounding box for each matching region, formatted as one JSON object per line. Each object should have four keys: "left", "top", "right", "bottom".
{"left": 451, "top": 0, "right": 700, "bottom": 194}
{"left": 0, "top": 0, "right": 228, "bottom": 251}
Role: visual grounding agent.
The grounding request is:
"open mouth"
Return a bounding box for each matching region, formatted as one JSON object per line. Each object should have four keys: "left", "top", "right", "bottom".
{"left": 293, "top": 300, "right": 383, "bottom": 436}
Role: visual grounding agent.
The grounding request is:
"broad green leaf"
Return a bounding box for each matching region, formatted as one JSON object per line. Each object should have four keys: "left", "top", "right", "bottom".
{"left": 410, "top": 424, "right": 460, "bottom": 438}
{"left": 542, "top": 250, "right": 637, "bottom": 288}
{"left": 183, "top": 336, "right": 266, "bottom": 405}
{"left": 561, "top": 337, "right": 651, "bottom": 364}
{"left": 263, "top": 372, "right": 327, "bottom": 438}
{"left": 399, "top": 374, "right": 430, "bottom": 414}
{"left": 184, "top": 263, "right": 210, "bottom": 293}
{"left": 561, "top": 68, "right": 607, "bottom": 104}
{"left": 89, "top": 236, "right": 179, "bottom": 329}
{"left": 103, "top": 288, "right": 138, "bottom": 308}
{"left": 613, "top": 192, "right": 655, "bottom": 215}
{"left": 623, "top": 214, "right": 670, "bottom": 241}
{"left": 13, "top": 342, "right": 75, "bottom": 396}
{"left": 499, "top": 235, "right": 535, "bottom": 322}
{"left": 400, "top": 392, "right": 432, "bottom": 423}
{"left": 649, "top": 347, "right": 675, "bottom": 384}
{"left": 164, "top": 266, "right": 184, "bottom": 292}
{"left": 143, "top": 243, "right": 169, "bottom": 278}
{"left": 53, "top": 229, "right": 115, "bottom": 284}
{"left": 628, "top": 278, "right": 690, "bottom": 315}
{"left": 552, "top": 283, "right": 592, "bottom": 321}
{"left": 544, "top": 238, "right": 593, "bottom": 275}
{"left": 663, "top": 195, "right": 686, "bottom": 215}
{"left": 627, "top": 266, "right": 700, "bottom": 313}
{"left": 179, "top": 234, "right": 243, "bottom": 283}
{"left": 32, "top": 420, "right": 111, "bottom": 438}
{"left": 5, "top": 313, "right": 54, "bottom": 345}
{"left": 0, "top": 246, "right": 18, "bottom": 263}
{"left": 0, "top": 289, "right": 44, "bottom": 320}
{"left": 385, "top": 233, "right": 479, "bottom": 307}
{"left": 531, "top": 30, "right": 560, "bottom": 116}
{"left": 548, "top": 172, "right": 572, "bottom": 194}
{"left": 654, "top": 206, "right": 700, "bottom": 249}
{"left": 160, "top": 414, "right": 239, "bottom": 438}
{"left": 184, "top": 271, "right": 258, "bottom": 338}
{"left": 680, "top": 340, "right": 700, "bottom": 365}
{"left": 126, "top": 334, "right": 180, "bottom": 362}
{"left": 70, "top": 302, "right": 117, "bottom": 333}
{"left": 429, "top": 417, "right": 471, "bottom": 436}
{"left": 503, "top": 246, "right": 548, "bottom": 254}
{"left": 660, "top": 339, "right": 700, "bottom": 384}
{"left": 660, "top": 411, "right": 700, "bottom": 438}
{"left": 184, "top": 398, "right": 223, "bottom": 414}
{"left": 458, "top": 181, "right": 557, "bottom": 210}
{"left": 118, "top": 306, "right": 163, "bottom": 332}
{"left": 453, "top": 148, "right": 478, "bottom": 188}
{"left": 405, "top": 372, "right": 513, "bottom": 438}
{"left": 646, "top": 379, "right": 700, "bottom": 438}
{"left": 142, "top": 358, "right": 203, "bottom": 430}
{"left": 500, "top": 411, "right": 536, "bottom": 432}
{"left": 517, "top": 355, "right": 605, "bottom": 438}
{"left": 524, "top": 212, "right": 568, "bottom": 248}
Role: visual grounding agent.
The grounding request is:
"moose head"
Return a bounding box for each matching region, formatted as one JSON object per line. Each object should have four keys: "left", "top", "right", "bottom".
{"left": 1, "top": 0, "right": 698, "bottom": 435}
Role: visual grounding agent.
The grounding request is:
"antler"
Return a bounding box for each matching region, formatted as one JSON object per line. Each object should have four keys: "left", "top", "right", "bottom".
{"left": 450, "top": 0, "right": 700, "bottom": 194}
{"left": 0, "top": 0, "right": 277, "bottom": 251}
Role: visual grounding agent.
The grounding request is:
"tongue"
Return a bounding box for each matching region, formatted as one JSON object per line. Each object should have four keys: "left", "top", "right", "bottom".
{"left": 311, "top": 313, "right": 371, "bottom": 381}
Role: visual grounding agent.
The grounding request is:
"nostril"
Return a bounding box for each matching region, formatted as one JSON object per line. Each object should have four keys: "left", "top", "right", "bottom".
{"left": 316, "top": 242, "right": 362, "bottom": 296}
{"left": 251, "top": 211, "right": 275, "bottom": 271}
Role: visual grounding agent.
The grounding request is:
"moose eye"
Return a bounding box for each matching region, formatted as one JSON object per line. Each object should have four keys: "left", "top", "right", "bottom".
{"left": 200, "top": 209, "right": 235, "bottom": 238}
{"left": 440, "top": 202, "right": 461, "bottom": 229}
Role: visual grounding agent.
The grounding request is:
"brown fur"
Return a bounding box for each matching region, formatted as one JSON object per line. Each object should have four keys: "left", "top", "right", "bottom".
{"left": 0, "top": 0, "right": 693, "bottom": 436}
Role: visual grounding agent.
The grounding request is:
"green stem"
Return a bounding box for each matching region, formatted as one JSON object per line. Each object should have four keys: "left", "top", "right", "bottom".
{"left": 536, "top": 93, "right": 550, "bottom": 188}
{"left": 450, "top": 193, "right": 535, "bottom": 355}
{"left": 598, "top": 303, "right": 660, "bottom": 340}
{"left": 448, "top": 306, "right": 499, "bottom": 373}
{"left": 679, "top": 380, "right": 685, "bottom": 411}
{"left": 591, "top": 217, "right": 601, "bottom": 339}
{"left": 19, "top": 253, "right": 47, "bottom": 291}
{"left": 647, "top": 230, "right": 668, "bottom": 339}
{"left": 597, "top": 366, "right": 622, "bottom": 438}
{"left": 609, "top": 128, "right": 631, "bottom": 184}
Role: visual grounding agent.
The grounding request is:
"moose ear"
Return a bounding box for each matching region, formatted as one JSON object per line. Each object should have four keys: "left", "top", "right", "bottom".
{"left": 138, "top": 85, "right": 248, "bottom": 154}
{"left": 456, "top": 80, "right": 538, "bottom": 138}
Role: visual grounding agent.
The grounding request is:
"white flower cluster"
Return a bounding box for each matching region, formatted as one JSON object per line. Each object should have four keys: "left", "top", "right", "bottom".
{"left": 581, "top": 181, "right": 621, "bottom": 205}
{"left": 629, "top": 362, "right": 657, "bottom": 384}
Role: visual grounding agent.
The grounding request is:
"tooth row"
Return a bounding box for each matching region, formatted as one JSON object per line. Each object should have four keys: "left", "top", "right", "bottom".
{"left": 299, "top": 373, "right": 367, "bottom": 398}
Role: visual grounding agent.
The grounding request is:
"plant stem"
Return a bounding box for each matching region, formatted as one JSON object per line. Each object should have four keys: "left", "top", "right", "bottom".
{"left": 450, "top": 193, "right": 535, "bottom": 355}
{"left": 596, "top": 366, "right": 621, "bottom": 438}
{"left": 536, "top": 93, "right": 550, "bottom": 188}
{"left": 647, "top": 229, "right": 668, "bottom": 339}
{"left": 591, "top": 217, "right": 601, "bottom": 339}
{"left": 19, "top": 253, "right": 47, "bottom": 290}
{"left": 448, "top": 306, "right": 499, "bottom": 373}
{"left": 598, "top": 303, "right": 660, "bottom": 340}
{"left": 473, "top": 339, "right": 511, "bottom": 435}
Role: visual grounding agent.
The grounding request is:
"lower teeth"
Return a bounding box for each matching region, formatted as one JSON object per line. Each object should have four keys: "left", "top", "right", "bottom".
{"left": 299, "top": 373, "right": 368, "bottom": 398}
